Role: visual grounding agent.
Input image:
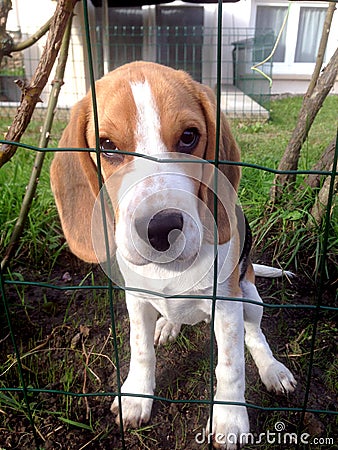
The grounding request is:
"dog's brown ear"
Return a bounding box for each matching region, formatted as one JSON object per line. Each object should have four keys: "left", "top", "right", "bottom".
{"left": 50, "top": 97, "right": 101, "bottom": 263}
{"left": 197, "top": 84, "right": 241, "bottom": 245}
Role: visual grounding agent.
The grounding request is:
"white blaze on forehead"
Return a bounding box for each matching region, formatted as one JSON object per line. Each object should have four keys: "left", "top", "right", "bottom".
{"left": 130, "top": 80, "right": 167, "bottom": 155}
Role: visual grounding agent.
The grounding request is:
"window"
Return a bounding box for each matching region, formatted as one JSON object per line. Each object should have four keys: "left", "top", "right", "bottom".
{"left": 254, "top": 2, "right": 330, "bottom": 74}
{"left": 255, "top": 5, "right": 288, "bottom": 62}
{"left": 295, "top": 7, "right": 326, "bottom": 63}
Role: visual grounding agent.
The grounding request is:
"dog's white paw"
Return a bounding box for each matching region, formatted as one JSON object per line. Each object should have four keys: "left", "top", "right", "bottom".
{"left": 111, "top": 377, "right": 154, "bottom": 429}
{"left": 259, "top": 360, "right": 296, "bottom": 394}
{"left": 206, "top": 405, "right": 249, "bottom": 449}
{"left": 111, "top": 395, "right": 153, "bottom": 429}
{"left": 154, "top": 317, "right": 181, "bottom": 346}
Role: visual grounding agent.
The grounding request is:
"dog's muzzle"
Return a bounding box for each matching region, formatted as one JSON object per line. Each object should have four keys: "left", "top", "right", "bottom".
{"left": 135, "top": 209, "right": 184, "bottom": 252}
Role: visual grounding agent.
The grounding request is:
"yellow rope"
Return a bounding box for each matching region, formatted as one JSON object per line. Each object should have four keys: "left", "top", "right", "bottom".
{"left": 251, "top": 2, "right": 291, "bottom": 87}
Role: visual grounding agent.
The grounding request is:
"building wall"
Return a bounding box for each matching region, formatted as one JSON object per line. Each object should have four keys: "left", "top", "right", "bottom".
{"left": 4, "top": 0, "right": 338, "bottom": 106}
{"left": 5, "top": 0, "right": 87, "bottom": 108}
{"left": 249, "top": 0, "right": 338, "bottom": 94}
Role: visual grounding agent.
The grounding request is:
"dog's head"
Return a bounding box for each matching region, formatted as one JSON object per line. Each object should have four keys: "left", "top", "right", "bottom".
{"left": 51, "top": 62, "right": 241, "bottom": 268}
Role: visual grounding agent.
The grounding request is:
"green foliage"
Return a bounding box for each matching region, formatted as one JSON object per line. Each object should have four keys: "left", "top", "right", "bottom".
{"left": 0, "top": 117, "right": 67, "bottom": 268}
{"left": 0, "top": 68, "right": 25, "bottom": 76}
{"left": 233, "top": 95, "right": 338, "bottom": 272}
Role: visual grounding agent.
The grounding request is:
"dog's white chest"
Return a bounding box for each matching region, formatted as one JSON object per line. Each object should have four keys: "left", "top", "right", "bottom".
{"left": 116, "top": 241, "right": 236, "bottom": 325}
{"left": 148, "top": 297, "right": 211, "bottom": 325}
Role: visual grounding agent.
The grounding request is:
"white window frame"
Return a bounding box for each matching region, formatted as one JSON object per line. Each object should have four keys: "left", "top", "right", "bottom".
{"left": 251, "top": 1, "right": 336, "bottom": 76}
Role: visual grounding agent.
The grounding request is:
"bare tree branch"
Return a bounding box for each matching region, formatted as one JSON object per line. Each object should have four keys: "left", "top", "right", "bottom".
{"left": 306, "top": 2, "right": 336, "bottom": 97}
{"left": 305, "top": 138, "right": 336, "bottom": 189}
{"left": 13, "top": 18, "right": 52, "bottom": 52}
{"left": 1, "top": 14, "right": 73, "bottom": 270}
{"left": 271, "top": 3, "right": 337, "bottom": 202}
{"left": 271, "top": 46, "right": 338, "bottom": 201}
{"left": 0, "top": 0, "right": 78, "bottom": 168}
{"left": 0, "top": 0, "right": 13, "bottom": 65}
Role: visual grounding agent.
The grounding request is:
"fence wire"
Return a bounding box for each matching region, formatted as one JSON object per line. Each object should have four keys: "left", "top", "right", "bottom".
{"left": 0, "top": 1, "right": 337, "bottom": 449}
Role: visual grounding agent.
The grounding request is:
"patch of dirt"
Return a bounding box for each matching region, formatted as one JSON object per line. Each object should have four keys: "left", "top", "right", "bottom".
{"left": 0, "top": 251, "right": 337, "bottom": 449}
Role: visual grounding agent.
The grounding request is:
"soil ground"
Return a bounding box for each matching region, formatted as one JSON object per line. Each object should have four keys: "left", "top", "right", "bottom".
{"left": 0, "top": 250, "right": 337, "bottom": 450}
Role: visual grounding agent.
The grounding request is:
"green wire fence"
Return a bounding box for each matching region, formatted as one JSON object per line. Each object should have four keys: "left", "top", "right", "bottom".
{"left": 1, "top": 0, "right": 337, "bottom": 449}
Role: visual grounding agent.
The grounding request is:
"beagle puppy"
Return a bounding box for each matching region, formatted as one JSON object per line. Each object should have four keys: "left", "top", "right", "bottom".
{"left": 51, "top": 61, "right": 296, "bottom": 449}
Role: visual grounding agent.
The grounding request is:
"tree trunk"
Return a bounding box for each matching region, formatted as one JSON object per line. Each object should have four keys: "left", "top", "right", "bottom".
{"left": 305, "top": 138, "right": 336, "bottom": 189}
{"left": 310, "top": 166, "right": 338, "bottom": 226}
{"left": 270, "top": 2, "right": 337, "bottom": 202}
{"left": 271, "top": 46, "right": 338, "bottom": 201}
{"left": 0, "top": 0, "right": 13, "bottom": 65}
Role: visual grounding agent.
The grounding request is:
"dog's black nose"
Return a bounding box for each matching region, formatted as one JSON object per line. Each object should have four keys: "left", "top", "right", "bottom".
{"left": 135, "top": 210, "right": 184, "bottom": 252}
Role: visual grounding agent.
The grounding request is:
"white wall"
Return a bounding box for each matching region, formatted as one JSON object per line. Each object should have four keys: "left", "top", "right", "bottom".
{"left": 249, "top": 0, "right": 338, "bottom": 94}
{"left": 6, "top": 0, "right": 88, "bottom": 108}
{"left": 223, "top": 0, "right": 252, "bottom": 28}
{"left": 5, "top": 0, "right": 338, "bottom": 101}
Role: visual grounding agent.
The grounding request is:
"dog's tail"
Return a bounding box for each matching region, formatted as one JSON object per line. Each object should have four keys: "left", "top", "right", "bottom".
{"left": 253, "top": 264, "right": 294, "bottom": 279}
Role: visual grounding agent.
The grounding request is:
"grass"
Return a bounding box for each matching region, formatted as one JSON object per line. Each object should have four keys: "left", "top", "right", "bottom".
{"left": 0, "top": 95, "right": 337, "bottom": 449}
{"left": 0, "top": 115, "right": 67, "bottom": 268}
{"left": 1, "top": 96, "right": 337, "bottom": 271}
{"left": 233, "top": 95, "right": 338, "bottom": 274}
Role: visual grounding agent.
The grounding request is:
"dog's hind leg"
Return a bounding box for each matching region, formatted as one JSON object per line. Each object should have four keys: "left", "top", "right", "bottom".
{"left": 241, "top": 278, "right": 296, "bottom": 394}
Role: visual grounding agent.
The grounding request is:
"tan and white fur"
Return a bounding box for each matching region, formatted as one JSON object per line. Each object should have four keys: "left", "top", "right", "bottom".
{"left": 51, "top": 62, "right": 296, "bottom": 449}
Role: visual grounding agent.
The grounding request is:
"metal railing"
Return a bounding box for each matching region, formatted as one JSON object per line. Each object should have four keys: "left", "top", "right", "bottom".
{"left": 0, "top": 1, "right": 337, "bottom": 449}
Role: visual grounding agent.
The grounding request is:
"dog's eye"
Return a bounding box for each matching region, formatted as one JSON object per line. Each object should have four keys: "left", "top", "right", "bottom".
{"left": 177, "top": 128, "right": 200, "bottom": 153}
{"left": 100, "top": 138, "right": 117, "bottom": 152}
{"left": 99, "top": 138, "right": 124, "bottom": 164}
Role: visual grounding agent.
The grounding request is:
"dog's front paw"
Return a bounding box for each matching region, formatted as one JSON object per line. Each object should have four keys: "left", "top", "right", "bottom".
{"left": 206, "top": 405, "right": 249, "bottom": 449}
{"left": 154, "top": 317, "right": 181, "bottom": 346}
{"left": 111, "top": 395, "right": 153, "bottom": 429}
{"left": 111, "top": 378, "right": 154, "bottom": 429}
{"left": 259, "top": 361, "right": 296, "bottom": 394}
